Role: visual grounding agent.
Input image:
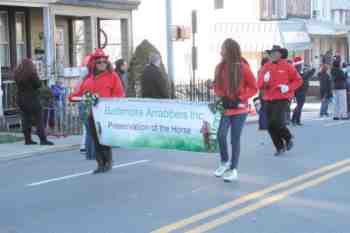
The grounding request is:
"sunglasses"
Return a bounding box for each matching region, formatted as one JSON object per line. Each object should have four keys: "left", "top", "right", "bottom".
{"left": 95, "top": 60, "right": 107, "bottom": 65}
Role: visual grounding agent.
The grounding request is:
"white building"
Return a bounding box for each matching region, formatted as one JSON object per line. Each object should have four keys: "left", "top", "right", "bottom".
{"left": 309, "top": 0, "right": 350, "bottom": 67}
{"left": 133, "top": 0, "right": 350, "bottom": 83}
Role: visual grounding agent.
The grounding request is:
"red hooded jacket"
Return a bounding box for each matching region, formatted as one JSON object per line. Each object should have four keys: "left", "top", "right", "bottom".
{"left": 258, "top": 59, "right": 303, "bottom": 101}
{"left": 69, "top": 71, "right": 124, "bottom": 101}
{"left": 70, "top": 49, "right": 124, "bottom": 101}
{"left": 214, "top": 60, "right": 258, "bottom": 116}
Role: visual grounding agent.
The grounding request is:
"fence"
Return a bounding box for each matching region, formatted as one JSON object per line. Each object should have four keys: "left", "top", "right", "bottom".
{"left": 175, "top": 80, "right": 215, "bottom": 102}
{"left": 0, "top": 80, "right": 216, "bottom": 135}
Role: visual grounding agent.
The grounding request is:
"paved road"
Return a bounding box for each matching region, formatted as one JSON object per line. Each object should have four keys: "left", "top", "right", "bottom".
{"left": 1, "top": 114, "right": 350, "bottom": 233}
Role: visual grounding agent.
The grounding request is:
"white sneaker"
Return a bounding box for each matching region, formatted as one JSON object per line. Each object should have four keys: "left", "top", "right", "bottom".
{"left": 223, "top": 169, "right": 238, "bottom": 182}
{"left": 214, "top": 162, "right": 230, "bottom": 177}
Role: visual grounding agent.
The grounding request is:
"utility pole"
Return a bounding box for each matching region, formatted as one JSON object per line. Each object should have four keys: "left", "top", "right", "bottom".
{"left": 191, "top": 10, "right": 198, "bottom": 101}
{"left": 165, "top": 0, "right": 175, "bottom": 83}
{"left": 0, "top": 64, "right": 3, "bottom": 118}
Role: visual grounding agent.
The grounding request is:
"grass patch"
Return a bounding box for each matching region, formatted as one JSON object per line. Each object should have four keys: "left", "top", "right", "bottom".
{"left": 0, "top": 134, "right": 23, "bottom": 144}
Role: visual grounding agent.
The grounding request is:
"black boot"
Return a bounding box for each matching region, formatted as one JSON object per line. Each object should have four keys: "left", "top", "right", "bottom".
{"left": 93, "top": 155, "right": 106, "bottom": 174}
{"left": 24, "top": 129, "right": 38, "bottom": 145}
{"left": 40, "top": 140, "right": 54, "bottom": 146}
{"left": 286, "top": 139, "right": 294, "bottom": 151}
{"left": 93, "top": 166, "right": 105, "bottom": 174}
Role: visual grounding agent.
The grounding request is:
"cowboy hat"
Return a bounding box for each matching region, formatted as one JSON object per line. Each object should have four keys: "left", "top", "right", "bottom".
{"left": 266, "top": 45, "right": 289, "bottom": 59}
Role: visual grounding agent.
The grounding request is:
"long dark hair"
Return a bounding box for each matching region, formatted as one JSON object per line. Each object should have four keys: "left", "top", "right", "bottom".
{"left": 115, "top": 59, "right": 126, "bottom": 75}
{"left": 215, "top": 38, "right": 243, "bottom": 95}
{"left": 13, "top": 59, "right": 37, "bottom": 83}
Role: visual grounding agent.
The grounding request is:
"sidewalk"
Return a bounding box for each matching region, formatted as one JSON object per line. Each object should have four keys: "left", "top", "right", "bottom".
{"left": 0, "top": 102, "right": 321, "bottom": 162}
{"left": 0, "top": 134, "right": 81, "bottom": 162}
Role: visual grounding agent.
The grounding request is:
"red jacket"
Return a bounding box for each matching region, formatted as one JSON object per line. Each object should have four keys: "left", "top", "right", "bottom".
{"left": 258, "top": 59, "right": 303, "bottom": 101}
{"left": 69, "top": 71, "right": 124, "bottom": 101}
{"left": 214, "top": 60, "right": 258, "bottom": 116}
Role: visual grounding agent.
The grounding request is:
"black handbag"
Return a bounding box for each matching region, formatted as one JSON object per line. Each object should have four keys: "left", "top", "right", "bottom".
{"left": 222, "top": 97, "right": 240, "bottom": 109}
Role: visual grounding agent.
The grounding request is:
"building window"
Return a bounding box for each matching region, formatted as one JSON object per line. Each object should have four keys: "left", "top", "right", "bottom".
{"left": 260, "top": 0, "right": 287, "bottom": 20}
{"left": 214, "top": 0, "right": 224, "bottom": 9}
{"left": 15, "top": 12, "right": 27, "bottom": 65}
{"left": 287, "top": 0, "right": 311, "bottom": 18}
{"left": 0, "top": 11, "right": 10, "bottom": 67}
{"left": 55, "top": 26, "right": 65, "bottom": 72}
{"left": 73, "top": 19, "right": 86, "bottom": 67}
{"left": 99, "top": 19, "right": 121, "bottom": 63}
{"left": 345, "top": 11, "right": 350, "bottom": 25}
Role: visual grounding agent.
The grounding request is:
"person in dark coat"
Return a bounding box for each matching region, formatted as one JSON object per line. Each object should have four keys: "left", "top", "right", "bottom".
{"left": 14, "top": 59, "right": 54, "bottom": 145}
{"left": 256, "top": 57, "right": 270, "bottom": 130}
{"left": 141, "top": 54, "right": 169, "bottom": 99}
{"left": 318, "top": 64, "right": 333, "bottom": 117}
{"left": 291, "top": 57, "right": 316, "bottom": 126}
{"left": 332, "top": 60, "right": 348, "bottom": 120}
{"left": 115, "top": 59, "right": 128, "bottom": 93}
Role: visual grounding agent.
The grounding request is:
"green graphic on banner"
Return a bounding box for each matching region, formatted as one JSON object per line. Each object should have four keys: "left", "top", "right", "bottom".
{"left": 92, "top": 98, "right": 221, "bottom": 152}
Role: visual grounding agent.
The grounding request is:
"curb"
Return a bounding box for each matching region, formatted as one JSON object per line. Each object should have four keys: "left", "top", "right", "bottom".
{"left": 0, "top": 144, "right": 80, "bottom": 163}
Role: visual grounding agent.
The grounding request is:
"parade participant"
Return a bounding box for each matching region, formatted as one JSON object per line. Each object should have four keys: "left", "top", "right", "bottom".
{"left": 213, "top": 38, "right": 258, "bottom": 182}
{"left": 291, "top": 57, "right": 316, "bottom": 126}
{"left": 14, "top": 59, "right": 54, "bottom": 146}
{"left": 70, "top": 49, "right": 124, "bottom": 174}
{"left": 76, "top": 54, "right": 96, "bottom": 159}
{"left": 256, "top": 57, "right": 270, "bottom": 130}
{"left": 258, "top": 45, "right": 303, "bottom": 156}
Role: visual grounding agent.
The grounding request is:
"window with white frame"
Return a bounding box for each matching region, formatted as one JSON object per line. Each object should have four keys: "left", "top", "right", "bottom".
{"left": 345, "top": 11, "right": 350, "bottom": 25}
{"left": 73, "top": 19, "right": 86, "bottom": 67}
{"left": 15, "top": 12, "right": 27, "bottom": 64}
{"left": 0, "top": 11, "right": 10, "bottom": 67}
{"left": 260, "top": 0, "right": 287, "bottom": 20}
{"left": 287, "top": 0, "right": 311, "bottom": 18}
{"left": 100, "top": 19, "right": 121, "bottom": 63}
{"left": 214, "top": 0, "right": 224, "bottom": 10}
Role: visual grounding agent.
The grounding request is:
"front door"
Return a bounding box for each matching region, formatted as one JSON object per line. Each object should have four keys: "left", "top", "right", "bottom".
{"left": 0, "top": 6, "right": 30, "bottom": 113}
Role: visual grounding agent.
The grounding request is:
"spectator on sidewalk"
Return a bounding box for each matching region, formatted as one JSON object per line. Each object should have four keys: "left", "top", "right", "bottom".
{"left": 213, "top": 38, "right": 258, "bottom": 182}
{"left": 291, "top": 57, "right": 316, "bottom": 126}
{"left": 13, "top": 59, "right": 54, "bottom": 146}
{"left": 70, "top": 49, "right": 124, "bottom": 174}
{"left": 141, "top": 53, "right": 169, "bottom": 99}
{"left": 318, "top": 64, "right": 333, "bottom": 117}
{"left": 115, "top": 59, "right": 129, "bottom": 94}
{"left": 331, "top": 60, "right": 348, "bottom": 120}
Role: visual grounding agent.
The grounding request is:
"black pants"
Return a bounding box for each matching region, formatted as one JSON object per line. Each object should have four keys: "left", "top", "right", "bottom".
{"left": 88, "top": 113, "right": 112, "bottom": 168}
{"left": 19, "top": 102, "right": 47, "bottom": 143}
{"left": 265, "top": 100, "right": 293, "bottom": 151}
{"left": 292, "top": 94, "right": 306, "bottom": 124}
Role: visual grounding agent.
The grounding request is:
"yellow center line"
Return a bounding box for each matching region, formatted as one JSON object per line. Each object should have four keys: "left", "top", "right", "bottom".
{"left": 185, "top": 165, "right": 350, "bottom": 233}
{"left": 151, "top": 158, "right": 350, "bottom": 233}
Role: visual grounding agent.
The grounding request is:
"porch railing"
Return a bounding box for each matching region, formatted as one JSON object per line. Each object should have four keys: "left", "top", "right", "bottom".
{"left": 0, "top": 80, "right": 216, "bottom": 135}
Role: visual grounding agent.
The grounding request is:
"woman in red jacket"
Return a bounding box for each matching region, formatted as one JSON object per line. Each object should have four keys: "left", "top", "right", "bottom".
{"left": 70, "top": 48, "right": 125, "bottom": 174}
{"left": 258, "top": 45, "right": 303, "bottom": 156}
{"left": 213, "top": 38, "right": 258, "bottom": 182}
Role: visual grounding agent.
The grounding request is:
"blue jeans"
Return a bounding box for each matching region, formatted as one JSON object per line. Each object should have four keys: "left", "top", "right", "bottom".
{"left": 320, "top": 98, "right": 331, "bottom": 116}
{"left": 79, "top": 103, "right": 96, "bottom": 159}
{"left": 217, "top": 113, "right": 248, "bottom": 170}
